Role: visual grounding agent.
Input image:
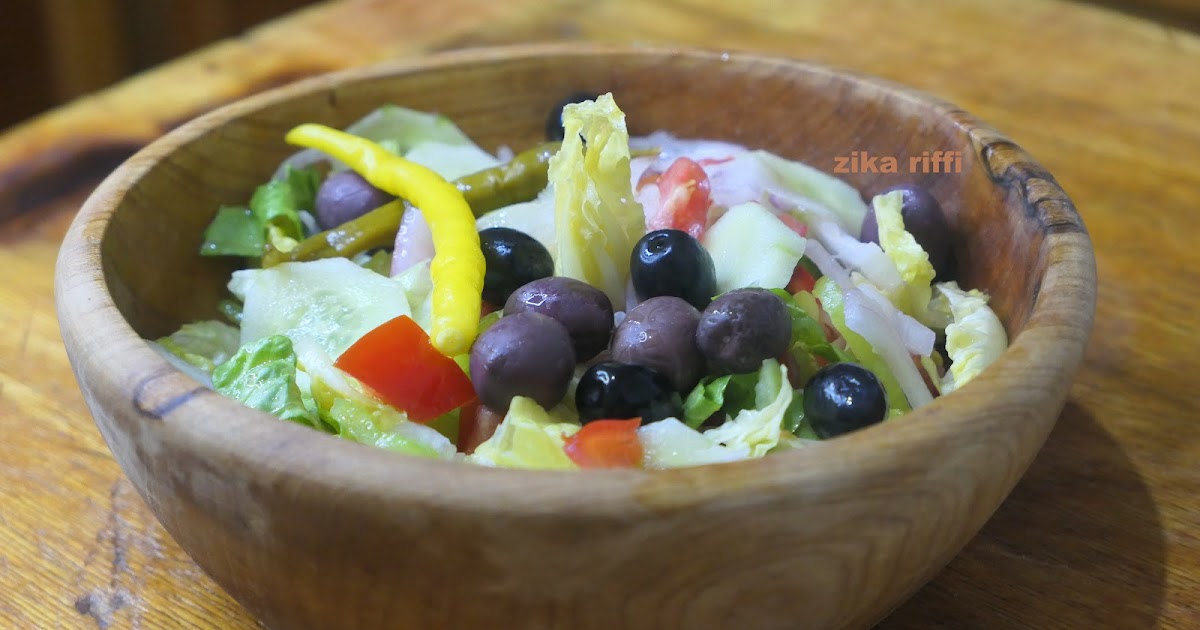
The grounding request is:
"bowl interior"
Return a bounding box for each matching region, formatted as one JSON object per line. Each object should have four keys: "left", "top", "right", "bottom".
{"left": 104, "top": 51, "right": 1043, "bottom": 341}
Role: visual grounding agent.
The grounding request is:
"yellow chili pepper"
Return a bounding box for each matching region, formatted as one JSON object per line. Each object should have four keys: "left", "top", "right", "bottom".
{"left": 285, "top": 123, "right": 484, "bottom": 357}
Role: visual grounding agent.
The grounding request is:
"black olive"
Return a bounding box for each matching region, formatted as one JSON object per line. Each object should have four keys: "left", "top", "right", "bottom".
{"left": 610, "top": 296, "right": 703, "bottom": 392}
{"left": 575, "top": 362, "right": 682, "bottom": 425}
{"left": 695, "top": 288, "right": 792, "bottom": 374}
{"left": 479, "top": 228, "right": 554, "bottom": 306}
{"left": 860, "top": 184, "right": 952, "bottom": 278}
{"left": 803, "top": 363, "right": 888, "bottom": 439}
{"left": 504, "top": 276, "right": 614, "bottom": 361}
{"left": 545, "top": 92, "right": 600, "bottom": 141}
{"left": 469, "top": 312, "right": 575, "bottom": 412}
{"left": 314, "top": 171, "right": 394, "bottom": 230}
{"left": 630, "top": 229, "right": 718, "bottom": 310}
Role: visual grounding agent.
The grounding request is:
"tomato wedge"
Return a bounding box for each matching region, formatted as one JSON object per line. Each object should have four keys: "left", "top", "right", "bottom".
{"left": 649, "top": 157, "right": 713, "bottom": 239}
{"left": 335, "top": 315, "right": 476, "bottom": 423}
{"left": 563, "top": 418, "right": 644, "bottom": 469}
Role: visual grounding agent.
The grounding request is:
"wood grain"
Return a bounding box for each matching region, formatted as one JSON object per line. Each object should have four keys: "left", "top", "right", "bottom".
{"left": 2, "top": 0, "right": 1198, "bottom": 629}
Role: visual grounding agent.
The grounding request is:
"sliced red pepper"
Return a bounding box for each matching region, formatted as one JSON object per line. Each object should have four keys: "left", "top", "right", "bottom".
{"left": 563, "top": 418, "right": 644, "bottom": 469}
{"left": 648, "top": 157, "right": 713, "bottom": 239}
{"left": 335, "top": 315, "right": 476, "bottom": 423}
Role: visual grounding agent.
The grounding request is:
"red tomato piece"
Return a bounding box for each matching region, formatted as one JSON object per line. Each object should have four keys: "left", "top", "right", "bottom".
{"left": 457, "top": 401, "right": 504, "bottom": 454}
{"left": 563, "top": 418, "right": 644, "bottom": 469}
{"left": 786, "top": 264, "right": 818, "bottom": 294}
{"left": 649, "top": 157, "right": 713, "bottom": 239}
{"left": 778, "top": 213, "right": 809, "bottom": 237}
{"left": 335, "top": 315, "right": 476, "bottom": 423}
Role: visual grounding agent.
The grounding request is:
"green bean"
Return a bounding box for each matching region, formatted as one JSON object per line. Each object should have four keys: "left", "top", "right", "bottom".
{"left": 262, "top": 142, "right": 561, "bottom": 267}
{"left": 456, "top": 142, "right": 560, "bottom": 216}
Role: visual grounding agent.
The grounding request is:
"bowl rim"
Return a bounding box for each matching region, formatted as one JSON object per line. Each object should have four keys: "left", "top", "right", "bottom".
{"left": 55, "top": 43, "right": 1096, "bottom": 515}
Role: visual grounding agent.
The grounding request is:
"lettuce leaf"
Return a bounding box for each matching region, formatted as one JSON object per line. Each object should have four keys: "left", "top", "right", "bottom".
{"left": 251, "top": 178, "right": 306, "bottom": 243}
{"left": 212, "top": 335, "right": 319, "bottom": 427}
{"left": 467, "top": 397, "right": 580, "bottom": 470}
{"left": 702, "top": 359, "right": 793, "bottom": 457}
{"left": 229, "top": 258, "right": 412, "bottom": 357}
{"left": 638, "top": 418, "right": 751, "bottom": 469}
{"left": 285, "top": 166, "right": 322, "bottom": 217}
{"left": 199, "top": 206, "right": 266, "bottom": 257}
{"left": 329, "top": 398, "right": 456, "bottom": 459}
{"left": 703, "top": 202, "right": 806, "bottom": 293}
{"left": 200, "top": 165, "right": 323, "bottom": 258}
{"left": 770, "top": 289, "right": 853, "bottom": 364}
{"left": 154, "top": 320, "right": 241, "bottom": 374}
{"left": 682, "top": 375, "right": 731, "bottom": 428}
{"left": 872, "top": 191, "right": 936, "bottom": 319}
{"left": 550, "top": 94, "right": 646, "bottom": 310}
{"left": 934, "top": 282, "right": 1008, "bottom": 393}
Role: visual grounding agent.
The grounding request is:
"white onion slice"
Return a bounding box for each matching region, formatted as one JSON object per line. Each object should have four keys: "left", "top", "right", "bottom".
{"left": 856, "top": 284, "right": 936, "bottom": 357}
{"left": 390, "top": 205, "right": 434, "bottom": 277}
{"left": 809, "top": 219, "right": 904, "bottom": 296}
{"left": 803, "top": 240, "right": 854, "bottom": 292}
{"left": 843, "top": 289, "right": 934, "bottom": 409}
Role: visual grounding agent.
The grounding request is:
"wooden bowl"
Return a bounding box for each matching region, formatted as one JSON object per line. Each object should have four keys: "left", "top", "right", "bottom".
{"left": 55, "top": 45, "right": 1095, "bottom": 630}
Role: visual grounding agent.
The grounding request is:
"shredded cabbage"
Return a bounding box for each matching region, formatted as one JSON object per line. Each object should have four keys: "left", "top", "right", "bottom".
{"left": 468, "top": 397, "right": 581, "bottom": 470}
{"left": 934, "top": 282, "right": 1008, "bottom": 393}
{"left": 872, "top": 191, "right": 936, "bottom": 319}
{"left": 212, "top": 335, "right": 319, "bottom": 428}
{"left": 550, "top": 94, "right": 646, "bottom": 310}
{"left": 702, "top": 359, "right": 793, "bottom": 457}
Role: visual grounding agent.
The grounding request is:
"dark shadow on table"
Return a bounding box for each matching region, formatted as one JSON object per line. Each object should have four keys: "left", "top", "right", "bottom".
{"left": 880, "top": 401, "right": 1167, "bottom": 629}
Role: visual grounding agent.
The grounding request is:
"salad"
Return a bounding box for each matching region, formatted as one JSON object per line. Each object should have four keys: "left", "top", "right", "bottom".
{"left": 152, "top": 93, "right": 1008, "bottom": 470}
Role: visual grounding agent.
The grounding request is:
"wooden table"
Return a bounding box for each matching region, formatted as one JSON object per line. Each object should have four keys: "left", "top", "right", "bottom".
{"left": 1, "top": 0, "right": 1197, "bottom": 627}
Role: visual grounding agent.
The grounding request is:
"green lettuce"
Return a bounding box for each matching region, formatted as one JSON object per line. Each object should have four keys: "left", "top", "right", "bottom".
{"left": 550, "top": 94, "right": 646, "bottom": 310}
{"left": 702, "top": 359, "right": 793, "bottom": 457}
{"left": 872, "top": 191, "right": 936, "bottom": 319}
{"left": 212, "top": 335, "right": 319, "bottom": 427}
{"left": 681, "top": 372, "right": 759, "bottom": 429}
{"left": 200, "top": 165, "right": 323, "bottom": 259}
{"left": 329, "top": 398, "right": 456, "bottom": 459}
{"left": 154, "top": 320, "right": 241, "bottom": 374}
{"left": 229, "top": 258, "right": 413, "bottom": 357}
{"left": 932, "top": 282, "right": 1008, "bottom": 393}
{"left": 703, "top": 202, "right": 806, "bottom": 293}
{"left": 816, "top": 276, "right": 910, "bottom": 416}
{"left": 770, "top": 288, "right": 853, "bottom": 364}
{"left": 200, "top": 207, "right": 267, "bottom": 257}
{"left": 468, "top": 397, "right": 580, "bottom": 470}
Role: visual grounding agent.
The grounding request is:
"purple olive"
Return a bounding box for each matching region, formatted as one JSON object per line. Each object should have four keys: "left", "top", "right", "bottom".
{"left": 314, "top": 171, "right": 394, "bottom": 230}
{"left": 860, "top": 184, "right": 952, "bottom": 277}
{"left": 504, "top": 276, "right": 613, "bottom": 361}
{"left": 696, "top": 288, "right": 792, "bottom": 375}
{"left": 610, "top": 296, "right": 703, "bottom": 392}
{"left": 469, "top": 312, "right": 575, "bottom": 412}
